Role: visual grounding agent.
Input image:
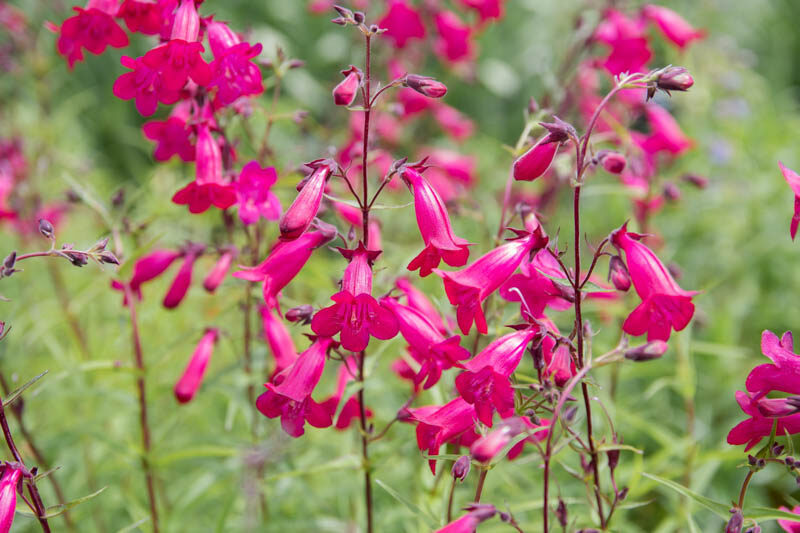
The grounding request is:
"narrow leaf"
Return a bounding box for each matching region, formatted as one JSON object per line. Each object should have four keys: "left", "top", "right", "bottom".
{"left": 642, "top": 472, "right": 729, "bottom": 519}
{"left": 375, "top": 478, "right": 437, "bottom": 528}
{"left": 43, "top": 486, "right": 107, "bottom": 518}
{"left": 3, "top": 370, "right": 47, "bottom": 407}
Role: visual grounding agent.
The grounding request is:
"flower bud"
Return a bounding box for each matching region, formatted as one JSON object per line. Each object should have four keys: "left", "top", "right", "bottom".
{"left": 682, "top": 173, "right": 709, "bottom": 189}
{"left": 617, "top": 487, "right": 629, "bottom": 501}
{"left": 404, "top": 74, "right": 447, "bottom": 98}
{"left": 451, "top": 455, "right": 470, "bottom": 482}
{"left": 38, "top": 219, "right": 55, "bottom": 241}
{"left": 607, "top": 448, "right": 620, "bottom": 471}
{"left": 539, "top": 116, "right": 576, "bottom": 143}
{"left": 608, "top": 255, "right": 631, "bottom": 292}
{"left": 624, "top": 340, "right": 668, "bottom": 361}
{"left": 756, "top": 396, "right": 800, "bottom": 418}
{"left": 725, "top": 508, "right": 743, "bottom": 533}
{"left": 556, "top": 499, "right": 568, "bottom": 528}
{"left": 663, "top": 182, "right": 681, "bottom": 202}
{"left": 470, "top": 428, "right": 512, "bottom": 464}
{"left": 656, "top": 66, "right": 694, "bottom": 93}
{"left": 203, "top": 248, "right": 236, "bottom": 293}
{"left": 333, "top": 65, "right": 362, "bottom": 106}
{"left": 98, "top": 250, "right": 121, "bottom": 265}
{"left": 174, "top": 328, "right": 220, "bottom": 403}
{"left": 285, "top": 304, "right": 314, "bottom": 324}
{"left": 598, "top": 151, "right": 626, "bottom": 174}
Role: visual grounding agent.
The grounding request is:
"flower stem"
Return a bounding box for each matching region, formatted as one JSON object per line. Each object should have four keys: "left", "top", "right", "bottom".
{"left": 447, "top": 477, "right": 457, "bottom": 522}
{"left": 360, "top": 33, "right": 372, "bottom": 246}
{"left": 123, "top": 284, "right": 159, "bottom": 533}
{"left": 357, "top": 351, "right": 373, "bottom": 533}
{"left": 474, "top": 469, "right": 488, "bottom": 503}
{"left": 738, "top": 470, "right": 755, "bottom": 510}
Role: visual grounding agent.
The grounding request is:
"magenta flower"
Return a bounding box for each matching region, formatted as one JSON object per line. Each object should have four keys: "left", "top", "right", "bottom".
{"left": 470, "top": 417, "right": 532, "bottom": 463}
{"left": 113, "top": 55, "right": 182, "bottom": 117}
{"left": 332, "top": 201, "right": 382, "bottom": 250}
{"left": 320, "top": 356, "right": 372, "bottom": 430}
{"left": 56, "top": 0, "right": 129, "bottom": 69}
{"left": 118, "top": 0, "right": 164, "bottom": 35}
{"left": 727, "top": 390, "right": 800, "bottom": 451}
{"left": 400, "top": 165, "right": 470, "bottom": 277}
{"left": 513, "top": 136, "right": 560, "bottom": 182}
{"left": 256, "top": 337, "right": 334, "bottom": 437}
{"left": 405, "top": 74, "right": 448, "bottom": 99}
{"left": 746, "top": 331, "right": 800, "bottom": 396}
{"left": 333, "top": 65, "right": 362, "bottom": 106}
{"left": 378, "top": 0, "right": 426, "bottom": 48}
{"left": 111, "top": 248, "right": 181, "bottom": 304}
{"left": 500, "top": 250, "right": 574, "bottom": 320}
{"left": 407, "top": 397, "right": 478, "bottom": 474}
{"left": 611, "top": 222, "right": 696, "bottom": 341}
{"left": 142, "top": 101, "right": 195, "bottom": 162}
{"left": 234, "top": 228, "right": 335, "bottom": 309}
{"left": 458, "top": 0, "right": 504, "bottom": 23}
{"left": 435, "top": 505, "right": 497, "bottom": 533}
{"left": 0, "top": 464, "right": 21, "bottom": 533}
{"left": 456, "top": 329, "right": 539, "bottom": 425}
{"left": 172, "top": 125, "right": 236, "bottom": 214}
{"left": 593, "top": 9, "right": 652, "bottom": 75}
{"left": 236, "top": 161, "right": 281, "bottom": 225}
{"left": 436, "top": 226, "right": 549, "bottom": 335}
{"left": 395, "top": 277, "right": 448, "bottom": 335}
{"left": 432, "top": 104, "right": 475, "bottom": 141}
{"left": 544, "top": 340, "right": 575, "bottom": 386}
{"left": 433, "top": 11, "right": 473, "bottom": 64}
{"left": 203, "top": 248, "right": 236, "bottom": 293}
{"left": 642, "top": 4, "right": 705, "bottom": 50}
{"left": 311, "top": 245, "right": 399, "bottom": 352}
{"left": 639, "top": 104, "right": 693, "bottom": 155}
{"left": 279, "top": 160, "right": 336, "bottom": 240}
{"left": 207, "top": 21, "right": 264, "bottom": 107}
{"left": 260, "top": 305, "right": 298, "bottom": 375}
{"left": 163, "top": 245, "right": 202, "bottom": 309}
{"left": 778, "top": 506, "right": 800, "bottom": 532}
{"left": 382, "top": 297, "right": 469, "bottom": 389}
{"left": 779, "top": 162, "right": 800, "bottom": 240}
{"left": 174, "top": 328, "right": 219, "bottom": 403}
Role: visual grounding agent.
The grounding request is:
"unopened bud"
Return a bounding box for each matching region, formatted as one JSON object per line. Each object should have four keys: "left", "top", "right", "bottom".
{"left": 353, "top": 11, "right": 365, "bottom": 24}
{"left": 607, "top": 449, "right": 620, "bottom": 471}
{"left": 617, "top": 486, "right": 629, "bottom": 501}
{"left": 725, "top": 508, "right": 743, "bottom": 533}
{"left": 556, "top": 499, "right": 567, "bottom": 527}
{"left": 785, "top": 456, "right": 795, "bottom": 466}
{"left": 608, "top": 255, "right": 631, "bottom": 292}
{"left": 333, "top": 65, "right": 362, "bottom": 107}
{"left": 285, "top": 305, "right": 314, "bottom": 324}
{"left": 527, "top": 96, "right": 539, "bottom": 115}
{"left": 564, "top": 406, "right": 578, "bottom": 422}
{"left": 38, "top": 219, "right": 54, "bottom": 240}
{"left": 92, "top": 237, "right": 109, "bottom": 253}
{"left": 624, "top": 340, "right": 668, "bottom": 361}
{"left": 333, "top": 5, "right": 353, "bottom": 19}
{"left": 98, "top": 251, "right": 120, "bottom": 265}
{"left": 287, "top": 59, "right": 305, "bottom": 69}
{"left": 451, "top": 455, "right": 470, "bottom": 482}
{"left": 682, "top": 173, "right": 709, "bottom": 189}
{"left": 3, "top": 251, "right": 16, "bottom": 270}
{"left": 111, "top": 188, "right": 125, "bottom": 207}
{"left": 663, "top": 182, "right": 681, "bottom": 202}
{"left": 331, "top": 16, "right": 347, "bottom": 25}
{"left": 656, "top": 66, "right": 694, "bottom": 93}
{"left": 498, "top": 511, "right": 511, "bottom": 523}
{"left": 597, "top": 150, "right": 626, "bottom": 174}
{"left": 404, "top": 74, "right": 447, "bottom": 98}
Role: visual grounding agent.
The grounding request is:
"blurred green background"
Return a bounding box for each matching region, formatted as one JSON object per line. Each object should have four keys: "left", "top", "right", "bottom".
{"left": 2, "top": 0, "right": 800, "bottom": 531}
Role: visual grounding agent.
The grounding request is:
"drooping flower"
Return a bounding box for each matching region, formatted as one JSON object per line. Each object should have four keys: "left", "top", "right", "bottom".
{"left": 111, "top": 248, "right": 181, "bottom": 304}
{"left": 378, "top": 0, "right": 426, "bottom": 48}
{"left": 779, "top": 162, "right": 800, "bottom": 240}
{"left": 611, "top": 222, "right": 696, "bottom": 341}
{"left": 113, "top": 55, "right": 182, "bottom": 117}
{"left": 0, "top": 464, "right": 22, "bottom": 533}
{"left": 311, "top": 245, "right": 399, "bottom": 352}
{"left": 142, "top": 100, "right": 195, "bottom": 162}
{"left": 407, "top": 397, "right": 478, "bottom": 474}
{"left": 260, "top": 305, "right": 298, "bottom": 375}
{"left": 639, "top": 104, "right": 693, "bottom": 156}
{"left": 333, "top": 65, "right": 362, "bottom": 106}
{"left": 513, "top": 136, "right": 560, "bottom": 182}
{"left": 320, "top": 356, "right": 372, "bottom": 430}
{"left": 118, "top": 0, "right": 165, "bottom": 35}
{"left": 163, "top": 244, "right": 203, "bottom": 309}
{"left": 256, "top": 337, "right": 334, "bottom": 437}
{"left": 234, "top": 227, "right": 336, "bottom": 309}
{"left": 55, "top": 0, "right": 129, "bottom": 69}
{"left": 593, "top": 9, "right": 652, "bottom": 75}
{"left": 203, "top": 247, "right": 236, "bottom": 293}
{"left": 174, "top": 328, "right": 219, "bottom": 403}
{"left": 435, "top": 504, "right": 497, "bottom": 533}
{"left": 470, "top": 417, "right": 533, "bottom": 463}
{"left": 395, "top": 277, "right": 448, "bottom": 335}
{"left": 207, "top": 20, "right": 264, "bottom": 107}
{"left": 433, "top": 11, "right": 473, "bottom": 64}
{"left": 642, "top": 4, "right": 705, "bottom": 50}
{"left": 436, "top": 225, "right": 549, "bottom": 334}
{"left": 235, "top": 161, "right": 281, "bottom": 225}
{"left": 172, "top": 125, "right": 236, "bottom": 214}
{"left": 400, "top": 165, "right": 470, "bottom": 277}
{"left": 382, "top": 297, "right": 469, "bottom": 389}
{"left": 500, "top": 249, "right": 574, "bottom": 320}
{"left": 279, "top": 160, "right": 336, "bottom": 240}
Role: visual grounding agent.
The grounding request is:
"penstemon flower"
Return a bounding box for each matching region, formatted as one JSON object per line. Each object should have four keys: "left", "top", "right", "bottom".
{"left": 779, "top": 161, "right": 800, "bottom": 240}
{"left": 235, "top": 161, "right": 282, "bottom": 225}
{"left": 174, "top": 328, "right": 219, "bottom": 403}
{"left": 55, "top": 0, "right": 129, "bottom": 69}
{"left": 279, "top": 160, "right": 336, "bottom": 240}
{"left": 0, "top": 464, "right": 21, "bottom": 533}
{"left": 260, "top": 305, "right": 298, "bottom": 376}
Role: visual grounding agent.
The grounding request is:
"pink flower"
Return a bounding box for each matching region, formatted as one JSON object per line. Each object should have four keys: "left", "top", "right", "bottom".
{"left": 174, "top": 328, "right": 219, "bottom": 403}
{"left": 435, "top": 505, "right": 497, "bottom": 533}
{"left": 400, "top": 165, "right": 470, "bottom": 277}
{"left": 470, "top": 417, "right": 533, "bottom": 463}
{"left": 111, "top": 248, "right": 181, "bottom": 303}
{"left": 234, "top": 228, "right": 335, "bottom": 309}
{"left": 320, "top": 356, "right": 372, "bottom": 430}
{"left": 642, "top": 4, "right": 705, "bottom": 50}
{"left": 436, "top": 226, "right": 549, "bottom": 335}
{"left": 456, "top": 329, "right": 539, "bottom": 426}
{"left": 778, "top": 506, "right": 800, "bottom": 532}
{"left": 172, "top": 125, "right": 236, "bottom": 214}
{"left": 407, "top": 398, "right": 478, "bottom": 474}
{"left": 779, "top": 162, "right": 800, "bottom": 240}
{"left": 279, "top": 160, "right": 336, "bottom": 240}
{"left": 142, "top": 101, "right": 195, "bottom": 162}
{"left": 594, "top": 9, "right": 652, "bottom": 75}
{"left": 640, "top": 104, "right": 693, "bottom": 155}
{"left": 432, "top": 104, "right": 474, "bottom": 140}
{"left": 118, "top": 0, "right": 163, "bottom": 35}
{"left": 405, "top": 74, "right": 448, "bottom": 99}
{"left": 378, "top": 0, "right": 426, "bottom": 48}
{"left": 333, "top": 65, "right": 362, "bottom": 106}
{"left": 311, "top": 245, "right": 399, "bottom": 352}
{"left": 513, "top": 136, "right": 560, "bottom": 181}
{"left": 746, "top": 331, "right": 800, "bottom": 396}
{"left": 598, "top": 151, "right": 627, "bottom": 174}
{"left": 261, "top": 305, "right": 298, "bottom": 375}
{"left": 207, "top": 21, "right": 264, "bottom": 107}
{"left": 395, "top": 277, "right": 448, "bottom": 335}
{"left": 113, "top": 55, "right": 182, "bottom": 116}
{"left": 203, "top": 248, "right": 236, "bottom": 292}
{"left": 433, "top": 11, "right": 473, "bottom": 64}
{"left": 458, "top": 0, "right": 504, "bottom": 23}
{"left": 382, "top": 297, "right": 469, "bottom": 389}
{"left": 727, "top": 390, "right": 800, "bottom": 451}
{"left": 256, "top": 337, "right": 334, "bottom": 437}
{"left": 544, "top": 341, "right": 575, "bottom": 386}
{"left": 236, "top": 161, "right": 281, "bottom": 225}
{"left": 611, "top": 222, "right": 696, "bottom": 341}
{"left": 56, "top": 0, "right": 129, "bottom": 69}
{"left": 500, "top": 250, "right": 574, "bottom": 320}
{"left": 163, "top": 245, "right": 202, "bottom": 309}
{"left": 0, "top": 464, "right": 21, "bottom": 533}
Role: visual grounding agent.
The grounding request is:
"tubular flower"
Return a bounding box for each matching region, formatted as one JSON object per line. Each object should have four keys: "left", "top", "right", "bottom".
{"left": 779, "top": 162, "right": 800, "bottom": 240}
{"left": 333, "top": 65, "right": 362, "bottom": 106}
{"left": 435, "top": 505, "right": 497, "bottom": 533}
{"left": 0, "top": 464, "right": 21, "bottom": 533}
{"left": 378, "top": 0, "right": 426, "bottom": 48}
{"left": 172, "top": 125, "right": 236, "bottom": 214}
{"left": 611, "top": 222, "right": 696, "bottom": 341}
{"left": 236, "top": 161, "right": 281, "bottom": 225}
{"left": 400, "top": 165, "right": 470, "bottom": 277}
{"left": 382, "top": 297, "right": 469, "bottom": 389}
{"left": 311, "top": 245, "right": 399, "bottom": 352}
{"left": 174, "top": 328, "right": 219, "bottom": 403}
{"left": 433, "top": 10, "right": 473, "bottom": 64}
{"left": 118, "top": 0, "right": 164, "bottom": 35}
{"left": 234, "top": 228, "right": 335, "bottom": 309}
{"left": 279, "top": 160, "right": 336, "bottom": 240}
{"left": 203, "top": 248, "right": 236, "bottom": 293}
{"left": 500, "top": 249, "right": 574, "bottom": 320}
{"left": 321, "top": 356, "right": 372, "bottom": 430}
{"left": 407, "top": 397, "right": 478, "bottom": 474}
{"left": 207, "top": 20, "right": 264, "bottom": 107}
{"left": 163, "top": 244, "right": 203, "bottom": 309}
{"left": 513, "top": 135, "right": 560, "bottom": 182}
{"left": 395, "top": 277, "right": 448, "bottom": 335}
{"left": 640, "top": 104, "right": 693, "bottom": 155}
{"left": 456, "top": 329, "right": 540, "bottom": 426}
{"left": 256, "top": 337, "right": 334, "bottom": 438}
{"left": 260, "top": 305, "right": 298, "bottom": 376}
{"left": 113, "top": 54, "right": 182, "bottom": 117}
{"left": 55, "top": 0, "right": 129, "bottom": 69}
{"left": 436, "top": 225, "right": 549, "bottom": 335}
{"left": 642, "top": 4, "right": 705, "bottom": 50}
{"left": 142, "top": 100, "right": 195, "bottom": 162}
{"left": 111, "top": 248, "right": 181, "bottom": 303}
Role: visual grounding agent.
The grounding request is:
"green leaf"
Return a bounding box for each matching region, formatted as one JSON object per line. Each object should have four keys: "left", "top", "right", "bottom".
{"left": 642, "top": 472, "right": 729, "bottom": 519}
{"left": 597, "top": 443, "right": 644, "bottom": 455}
{"left": 115, "top": 518, "right": 149, "bottom": 533}
{"left": 3, "top": 370, "right": 47, "bottom": 407}
{"left": 43, "top": 486, "right": 107, "bottom": 518}
{"left": 374, "top": 478, "right": 437, "bottom": 529}
{"left": 746, "top": 506, "right": 800, "bottom": 522}
{"left": 154, "top": 445, "right": 240, "bottom": 466}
